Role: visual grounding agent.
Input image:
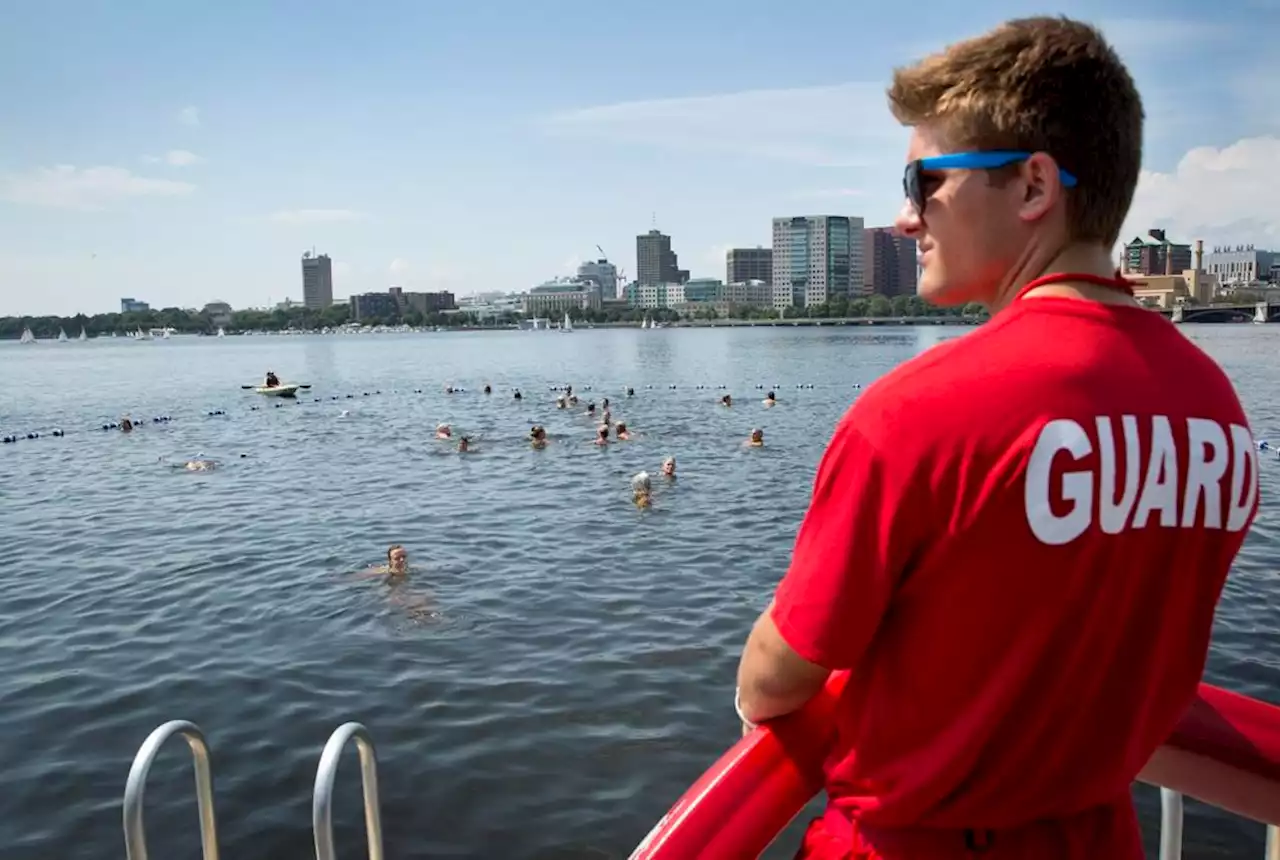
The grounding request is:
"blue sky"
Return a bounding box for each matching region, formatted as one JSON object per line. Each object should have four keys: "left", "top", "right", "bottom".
{"left": 2, "top": 0, "right": 1277, "bottom": 315}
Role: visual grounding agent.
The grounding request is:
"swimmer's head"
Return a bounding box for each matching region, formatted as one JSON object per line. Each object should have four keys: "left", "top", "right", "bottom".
{"left": 557, "top": 396, "right": 567, "bottom": 408}
{"left": 661, "top": 456, "right": 676, "bottom": 476}
{"left": 766, "top": 391, "right": 776, "bottom": 401}
{"left": 750, "top": 427, "right": 764, "bottom": 444}
{"left": 387, "top": 544, "right": 408, "bottom": 573}
{"left": 616, "top": 422, "right": 628, "bottom": 436}
{"left": 458, "top": 436, "right": 470, "bottom": 451}
{"left": 530, "top": 425, "right": 546, "bottom": 441}
{"left": 597, "top": 424, "right": 610, "bottom": 440}
{"left": 632, "top": 471, "right": 652, "bottom": 505}
{"left": 586, "top": 402, "right": 596, "bottom": 414}
{"left": 436, "top": 423, "right": 451, "bottom": 437}
{"left": 721, "top": 394, "right": 732, "bottom": 406}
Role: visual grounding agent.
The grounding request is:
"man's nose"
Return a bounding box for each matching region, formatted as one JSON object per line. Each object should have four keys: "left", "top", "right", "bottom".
{"left": 893, "top": 198, "right": 921, "bottom": 237}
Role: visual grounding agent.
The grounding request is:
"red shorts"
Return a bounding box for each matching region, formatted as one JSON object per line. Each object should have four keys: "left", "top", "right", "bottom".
{"left": 793, "top": 801, "right": 1142, "bottom": 860}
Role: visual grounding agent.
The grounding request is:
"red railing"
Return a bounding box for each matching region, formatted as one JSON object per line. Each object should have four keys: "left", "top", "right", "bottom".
{"left": 630, "top": 673, "right": 1280, "bottom": 860}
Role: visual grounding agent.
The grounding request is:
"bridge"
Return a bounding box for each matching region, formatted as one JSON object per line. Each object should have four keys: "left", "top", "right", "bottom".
{"left": 1158, "top": 302, "right": 1280, "bottom": 324}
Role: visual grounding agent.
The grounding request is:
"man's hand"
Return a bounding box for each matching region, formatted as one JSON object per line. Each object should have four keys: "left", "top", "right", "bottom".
{"left": 736, "top": 605, "right": 831, "bottom": 725}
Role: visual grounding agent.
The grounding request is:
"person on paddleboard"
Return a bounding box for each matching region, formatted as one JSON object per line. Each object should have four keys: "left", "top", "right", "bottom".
{"left": 264, "top": 370, "right": 280, "bottom": 388}
{"left": 734, "top": 17, "right": 1259, "bottom": 860}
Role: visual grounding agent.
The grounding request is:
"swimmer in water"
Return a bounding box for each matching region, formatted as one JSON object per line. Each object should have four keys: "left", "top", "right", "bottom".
{"left": 556, "top": 396, "right": 567, "bottom": 409}
{"left": 444, "top": 384, "right": 455, "bottom": 394}
{"left": 514, "top": 389, "right": 522, "bottom": 400}
{"left": 601, "top": 408, "right": 612, "bottom": 426}
{"left": 586, "top": 402, "right": 596, "bottom": 416}
{"left": 746, "top": 428, "right": 765, "bottom": 447}
{"left": 120, "top": 417, "right": 134, "bottom": 433}
{"left": 483, "top": 384, "right": 492, "bottom": 395}
{"left": 357, "top": 544, "right": 409, "bottom": 580}
{"left": 457, "top": 436, "right": 471, "bottom": 453}
{"left": 183, "top": 459, "right": 217, "bottom": 472}
{"left": 626, "top": 387, "right": 635, "bottom": 397}
{"left": 595, "top": 424, "right": 610, "bottom": 446}
{"left": 530, "top": 425, "right": 548, "bottom": 449}
{"left": 763, "top": 391, "right": 777, "bottom": 407}
{"left": 721, "top": 394, "right": 733, "bottom": 407}
{"left": 661, "top": 456, "right": 676, "bottom": 478}
{"left": 631, "top": 471, "right": 652, "bottom": 508}
{"left": 568, "top": 394, "right": 579, "bottom": 406}
{"left": 615, "top": 422, "right": 631, "bottom": 440}
{"left": 436, "top": 423, "right": 452, "bottom": 439}
{"left": 602, "top": 397, "right": 611, "bottom": 410}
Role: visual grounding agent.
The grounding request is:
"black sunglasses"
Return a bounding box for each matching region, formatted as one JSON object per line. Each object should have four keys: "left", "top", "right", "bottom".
{"left": 903, "top": 151, "right": 1079, "bottom": 216}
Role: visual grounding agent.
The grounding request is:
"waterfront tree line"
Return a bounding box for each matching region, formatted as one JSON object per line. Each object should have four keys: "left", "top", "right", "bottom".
{"left": 1, "top": 293, "right": 985, "bottom": 339}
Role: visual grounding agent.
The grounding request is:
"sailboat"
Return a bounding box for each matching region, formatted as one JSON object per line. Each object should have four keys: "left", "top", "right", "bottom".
{"left": 136, "top": 328, "right": 152, "bottom": 341}
{"left": 561, "top": 313, "right": 574, "bottom": 333}
{"left": 57, "top": 327, "right": 69, "bottom": 342}
{"left": 161, "top": 328, "right": 171, "bottom": 340}
{"left": 79, "top": 327, "right": 87, "bottom": 341}
{"left": 19, "top": 327, "right": 35, "bottom": 344}
{"left": 216, "top": 326, "right": 226, "bottom": 338}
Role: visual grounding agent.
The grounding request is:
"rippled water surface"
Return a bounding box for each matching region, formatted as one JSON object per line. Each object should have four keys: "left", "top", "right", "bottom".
{"left": 1, "top": 326, "right": 1277, "bottom": 859}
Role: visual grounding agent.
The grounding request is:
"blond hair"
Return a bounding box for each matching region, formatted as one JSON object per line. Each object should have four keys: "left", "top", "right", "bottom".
{"left": 888, "top": 16, "right": 1143, "bottom": 245}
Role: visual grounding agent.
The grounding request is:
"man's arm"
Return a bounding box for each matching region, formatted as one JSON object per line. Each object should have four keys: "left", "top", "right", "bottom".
{"left": 737, "top": 601, "right": 831, "bottom": 724}
{"left": 733, "top": 420, "right": 919, "bottom": 728}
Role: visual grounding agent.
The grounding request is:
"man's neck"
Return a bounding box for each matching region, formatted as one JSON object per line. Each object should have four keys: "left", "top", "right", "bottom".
{"left": 986, "top": 242, "right": 1129, "bottom": 314}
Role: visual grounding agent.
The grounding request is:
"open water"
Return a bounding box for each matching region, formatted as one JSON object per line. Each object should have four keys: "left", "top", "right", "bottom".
{"left": 0, "top": 325, "right": 1276, "bottom": 859}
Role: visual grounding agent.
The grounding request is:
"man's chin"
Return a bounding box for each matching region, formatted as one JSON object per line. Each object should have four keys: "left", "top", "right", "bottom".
{"left": 917, "top": 279, "right": 969, "bottom": 308}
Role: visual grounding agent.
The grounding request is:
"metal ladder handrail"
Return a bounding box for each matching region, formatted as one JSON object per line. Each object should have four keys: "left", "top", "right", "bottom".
{"left": 122, "top": 720, "right": 220, "bottom": 860}
{"left": 1159, "top": 787, "right": 1280, "bottom": 860}
{"left": 313, "top": 721, "right": 386, "bottom": 860}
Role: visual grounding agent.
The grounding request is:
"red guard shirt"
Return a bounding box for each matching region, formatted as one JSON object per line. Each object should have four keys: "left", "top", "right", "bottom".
{"left": 771, "top": 297, "right": 1260, "bottom": 857}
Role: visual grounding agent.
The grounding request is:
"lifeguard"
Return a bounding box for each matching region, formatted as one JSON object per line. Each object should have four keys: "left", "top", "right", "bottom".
{"left": 735, "top": 16, "right": 1260, "bottom": 860}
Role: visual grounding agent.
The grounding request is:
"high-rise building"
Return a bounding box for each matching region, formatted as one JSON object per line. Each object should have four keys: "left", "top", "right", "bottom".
{"left": 726, "top": 247, "right": 773, "bottom": 285}
{"left": 863, "top": 227, "right": 918, "bottom": 297}
{"left": 120, "top": 297, "right": 150, "bottom": 313}
{"left": 577, "top": 258, "right": 620, "bottom": 299}
{"left": 1122, "top": 229, "right": 1192, "bottom": 276}
{"left": 770, "top": 216, "right": 865, "bottom": 309}
{"left": 301, "top": 251, "right": 334, "bottom": 309}
{"left": 636, "top": 229, "right": 684, "bottom": 286}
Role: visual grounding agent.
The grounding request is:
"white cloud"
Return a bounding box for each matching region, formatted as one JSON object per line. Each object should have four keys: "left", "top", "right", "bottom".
{"left": 143, "top": 149, "right": 205, "bottom": 167}
{"left": 541, "top": 83, "right": 904, "bottom": 167}
{"left": 177, "top": 106, "right": 200, "bottom": 127}
{"left": 266, "top": 208, "right": 370, "bottom": 224}
{"left": 0, "top": 165, "right": 195, "bottom": 210}
{"left": 1121, "top": 136, "right": 1280, "bottom": 248}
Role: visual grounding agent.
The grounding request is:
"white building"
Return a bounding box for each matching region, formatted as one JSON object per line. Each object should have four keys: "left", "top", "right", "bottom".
{"left": 771, "top": 215, "right": 865, "bottom": 309}
{"left": 1203, "top": 245, "right": 1275, "bottom": 286}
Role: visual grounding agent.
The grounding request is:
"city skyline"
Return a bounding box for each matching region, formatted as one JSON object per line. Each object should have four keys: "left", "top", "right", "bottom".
{"left": 1, "top": 1, "right": 1277, "bottom": 316}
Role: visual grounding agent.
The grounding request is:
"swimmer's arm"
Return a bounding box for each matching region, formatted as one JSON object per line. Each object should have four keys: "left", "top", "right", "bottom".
{"left": 737, "top": 602, "right": 829, "bottom": 724}
{"left": 354, "top": 566, "right": 389, "bottom": 580}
